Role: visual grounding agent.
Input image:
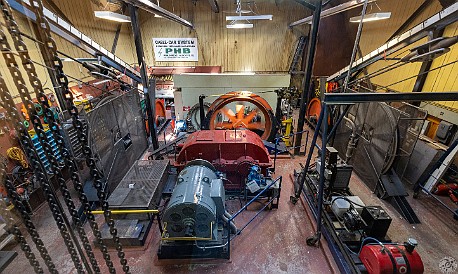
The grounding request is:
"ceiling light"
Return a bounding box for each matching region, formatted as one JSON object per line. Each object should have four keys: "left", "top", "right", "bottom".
{"left": 350, "top": 12, "right": 391, "bottom": 23}
{"left": 226, "top": 15, "right": 272, "bottom": 21}
{"left": 94, "top": 11, "right": 131, "bottom": 23}
{"left": 226, "top": 23, "right": 253, "bottom": 29}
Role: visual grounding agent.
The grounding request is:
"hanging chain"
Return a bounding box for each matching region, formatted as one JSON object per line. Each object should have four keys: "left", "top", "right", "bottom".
{"left": 29, "top": 0, "right": 130, "bottom": 272}
{"left": 0, "top": 75, "right": 58, "bottom": 274}
{"left": 0, "top": 1, "right": 108, "bottom": 272}
{"left": 0, "top": 25, "right": 87, "bottom": 274}
{"left": 0, "top": 172, "right": 44, "bottom": 274}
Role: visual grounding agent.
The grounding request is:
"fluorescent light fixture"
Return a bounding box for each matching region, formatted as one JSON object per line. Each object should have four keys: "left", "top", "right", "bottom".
{"left": 226, "top": 15, "right": 273, "bottom": 21}
{"left": 94, "top": 11, "right": 131, "bottom": 23}
{"left": 226, "top": 23, "right": 253, "bottom": 29}
{"left": 350, "top": 12, "right": 391, "bottom": 23}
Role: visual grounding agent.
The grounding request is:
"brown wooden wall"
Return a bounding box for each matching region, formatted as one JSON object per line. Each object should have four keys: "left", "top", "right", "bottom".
{"left": 136, "top": 0, "right": 310, "bottom": 72}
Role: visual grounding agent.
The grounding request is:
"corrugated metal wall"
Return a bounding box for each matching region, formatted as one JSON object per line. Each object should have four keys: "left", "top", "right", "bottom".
{"left": 355, "top": 0, "right": 443, "bottom": 93}
{"left": 353, "top": 0, "right": 457, "bottom": 112}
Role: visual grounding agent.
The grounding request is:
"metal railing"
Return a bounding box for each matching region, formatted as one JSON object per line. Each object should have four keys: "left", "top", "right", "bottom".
{"left": 226, "top": 176, "right": 282, "bottom": 257}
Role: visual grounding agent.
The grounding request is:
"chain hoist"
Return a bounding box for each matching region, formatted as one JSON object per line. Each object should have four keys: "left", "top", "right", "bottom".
{"left": 28, "top": 1, "right": 131, "bottom": 272}
{"left": 0, "top": 170, "right": 44, "bottom": 274}
{"left": 0, "top": 1, "right": 107, "bottom": 272}
{"left": 0, "top": 24, "right": 88, "bottom": 274}
{"left": 0, "top": 75, "right": 58, "bottom": 274}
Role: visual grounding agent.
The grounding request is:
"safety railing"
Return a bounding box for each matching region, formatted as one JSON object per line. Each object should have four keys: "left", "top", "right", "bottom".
{"left": 226, "top": 176, "right": 282, "bottom": 257}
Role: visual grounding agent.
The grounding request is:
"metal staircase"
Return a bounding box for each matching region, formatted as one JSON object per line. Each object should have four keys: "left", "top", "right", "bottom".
{"left": 289, "top": 36, "right": 308, "bottom": 75}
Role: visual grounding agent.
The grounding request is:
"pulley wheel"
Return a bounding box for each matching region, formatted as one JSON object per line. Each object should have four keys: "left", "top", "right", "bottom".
{"left": 186, "top": 102, "right": 211, "bottom": 130}
{"left": 155, "top": 99, "right": 166, "bottom": 126}
{"left": 306, "top": 97, "right": 331, "bottom": 125}
{"left": 204, "top": 91, "right": 276, "bottom": 141}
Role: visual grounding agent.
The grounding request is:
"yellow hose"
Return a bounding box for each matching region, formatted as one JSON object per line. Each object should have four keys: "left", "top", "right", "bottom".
{"left": 6, "top": 147, "right": 28, "bottom": 168}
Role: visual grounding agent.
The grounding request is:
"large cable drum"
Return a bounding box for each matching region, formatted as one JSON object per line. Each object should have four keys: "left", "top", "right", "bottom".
{"left": 203, "top": 91, "right": 277, "bottom": 141}
{"left": 163, "top": 160, "right": 222, "bottom": 239}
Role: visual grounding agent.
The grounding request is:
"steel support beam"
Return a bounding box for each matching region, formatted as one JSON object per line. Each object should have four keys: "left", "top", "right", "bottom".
{"left": 412, "top": 30, "right": 445, "bottom": 95}
{"left": 208, "top": 0, "right": 219, "bottom": 13}
{"left": 42, "top": 0, "right": 72, "bottom": 25}
{"left": 7, "top": 0, "right": 141, "bottom": 83}
{"left": 323, "top": 91, "right": 458, "bottom": 105}
{"left": 289, "top": 0, "right": 375, "bottom": 27}
{"left": 111, "top": 4, "right": 127, "bottom": 54}
{"left": 294, "top": 0, "right": 322, "bottom": 155}
{"left": 111, "top": 24, "right": 122, "bottom": 54}
{"left": 130, "top": 5, "right": 159, "bottom": 149}
{"left": 328, "top": 2, "right": 458, "bottom": 82}
{"left": 122, "top": 0, "right": 193, "bottom": 28}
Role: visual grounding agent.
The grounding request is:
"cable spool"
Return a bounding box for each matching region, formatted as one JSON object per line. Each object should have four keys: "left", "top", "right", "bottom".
{"left": 7, "top": 147, "right": 29, "bottom": 168}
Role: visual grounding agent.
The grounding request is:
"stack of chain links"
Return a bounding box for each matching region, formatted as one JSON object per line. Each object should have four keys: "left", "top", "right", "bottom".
{"left": 32, "top": 0, "right": 130, "bottom": 272}
{"left": 0, "top": 0, "right": 131, "bottom": 272}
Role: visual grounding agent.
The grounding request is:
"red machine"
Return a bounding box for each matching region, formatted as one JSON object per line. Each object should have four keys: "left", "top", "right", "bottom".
{"left": 359, "top": 242, "right": 424, "bottom": 274}
{"left": 175, "top": 130, "right": 272, "bottom": 189}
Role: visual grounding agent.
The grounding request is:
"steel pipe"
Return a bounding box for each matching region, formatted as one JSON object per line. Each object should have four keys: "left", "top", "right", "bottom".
{"left": 294, "top": 0, "right": 322, "bottom": 154}
{"left": 323, "top": 92, "right": 458, "bottom": 105}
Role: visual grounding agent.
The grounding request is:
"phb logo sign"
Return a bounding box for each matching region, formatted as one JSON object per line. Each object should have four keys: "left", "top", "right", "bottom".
{"left": 153, "top": 38, "right": 198, "bottom": 62}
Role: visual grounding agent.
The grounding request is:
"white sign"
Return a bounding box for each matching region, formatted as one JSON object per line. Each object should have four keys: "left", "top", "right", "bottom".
{"left": 153, "top": 38, "right": 198, "bottom": 62}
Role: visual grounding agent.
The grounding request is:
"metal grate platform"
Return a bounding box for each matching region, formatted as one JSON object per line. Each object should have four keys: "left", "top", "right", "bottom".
{"left": 107, "top": 160, "right": 169, "bottom": 209}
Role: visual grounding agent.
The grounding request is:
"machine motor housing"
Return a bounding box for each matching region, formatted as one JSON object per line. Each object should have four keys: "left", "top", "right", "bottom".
{"left": 361, "top": 206, "right": 392, "bottom": 238}
{"left": 359, "top": 244, "right": 424, "bottom": 274}
{"left": 162, "top": 160, "right": 224, "bottom": 239}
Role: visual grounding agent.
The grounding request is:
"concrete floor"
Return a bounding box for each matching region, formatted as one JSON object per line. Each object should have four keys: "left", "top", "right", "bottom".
{"left": 3, "top": 127, "right": 458, "bottom": 273}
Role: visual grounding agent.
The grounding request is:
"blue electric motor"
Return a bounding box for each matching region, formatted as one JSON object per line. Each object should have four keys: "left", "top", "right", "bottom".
{"left": 247, "top": 165, "right": 266, "bottom": 186}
